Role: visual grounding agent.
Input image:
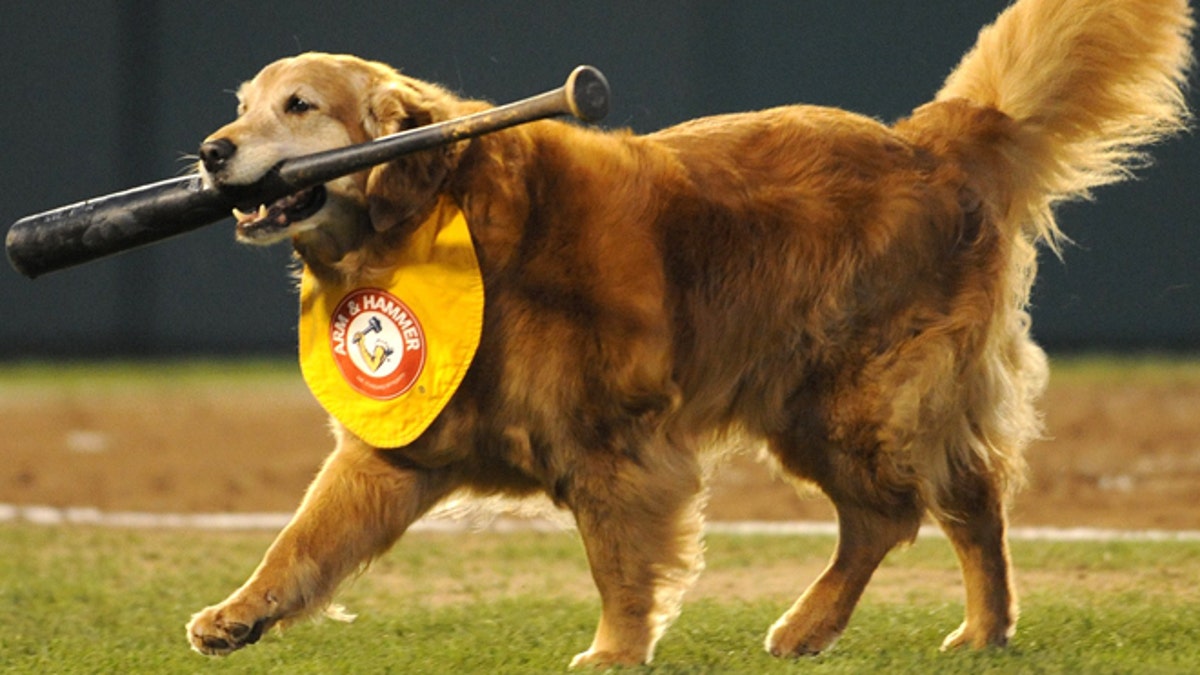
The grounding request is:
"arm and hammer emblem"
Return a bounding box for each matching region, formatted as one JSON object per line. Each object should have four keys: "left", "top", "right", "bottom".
{"left": 329, "top": 288, "right": 427, "bottom": 400}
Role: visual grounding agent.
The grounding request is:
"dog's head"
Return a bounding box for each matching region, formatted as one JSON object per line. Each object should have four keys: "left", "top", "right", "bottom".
{"left": 198, "top": 53, "right": 475, "bottom": 258}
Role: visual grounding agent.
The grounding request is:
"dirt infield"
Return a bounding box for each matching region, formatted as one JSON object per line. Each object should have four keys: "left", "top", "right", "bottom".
{"left": 2, "top": 359, "right": 1198, "bottom": 530}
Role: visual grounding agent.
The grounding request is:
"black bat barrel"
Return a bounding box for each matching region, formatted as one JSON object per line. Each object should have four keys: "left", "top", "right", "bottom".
{"left": 6, "top": 175, "right": 231, "bottom": 278}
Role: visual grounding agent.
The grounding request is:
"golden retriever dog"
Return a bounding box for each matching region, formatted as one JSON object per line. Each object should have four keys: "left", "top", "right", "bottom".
{"left": 187, "top": 0, "right": 1193, "bottom": 666}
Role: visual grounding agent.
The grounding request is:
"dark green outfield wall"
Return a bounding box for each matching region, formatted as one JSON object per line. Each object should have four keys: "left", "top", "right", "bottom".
{"left": 2, "top": 1, "right": 1196, "bottom": 357}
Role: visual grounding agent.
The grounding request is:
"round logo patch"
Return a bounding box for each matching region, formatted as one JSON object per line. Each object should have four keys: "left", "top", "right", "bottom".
{"left": 329, "top": 288, "right": 426, "bottom": 400}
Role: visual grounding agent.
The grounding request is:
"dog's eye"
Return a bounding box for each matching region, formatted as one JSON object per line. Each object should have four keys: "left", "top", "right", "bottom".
{"left": 285, "top": 95, "right": 314, "bottom": 115}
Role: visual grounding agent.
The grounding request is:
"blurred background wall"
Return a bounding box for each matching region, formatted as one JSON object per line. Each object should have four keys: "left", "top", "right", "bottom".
{"left": 1, "top": 0, "right": 1196, "bottom": 358}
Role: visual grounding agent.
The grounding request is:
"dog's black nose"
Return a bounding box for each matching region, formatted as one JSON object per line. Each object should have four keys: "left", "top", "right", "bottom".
{"left": 199, "top": 138, "right": 237, "bottom": 174}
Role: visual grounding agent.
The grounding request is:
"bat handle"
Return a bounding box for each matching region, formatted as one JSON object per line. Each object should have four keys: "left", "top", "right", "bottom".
{"left": 276, "top": 65, "right": 611, "bottom": 189}
{"left": 565, "top": 65, "right": 610, "bottom": 123}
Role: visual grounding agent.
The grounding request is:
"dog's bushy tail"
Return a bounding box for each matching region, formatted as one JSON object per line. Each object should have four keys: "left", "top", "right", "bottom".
{"left": 898, "top": 0, "right": 1192, "bottom": 503}
{"left": 936, "top": 0, "right": 1193, "bottom": 250}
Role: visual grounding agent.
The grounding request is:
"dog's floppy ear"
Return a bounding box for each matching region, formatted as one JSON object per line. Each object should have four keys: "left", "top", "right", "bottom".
{"left": 364, "top": 79, "right": 462, "bottom": 234}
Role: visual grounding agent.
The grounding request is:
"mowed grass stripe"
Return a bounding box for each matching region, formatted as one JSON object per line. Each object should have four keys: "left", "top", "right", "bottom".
{"left": 3, "top": 525, "right": 1200, "bottom": 673}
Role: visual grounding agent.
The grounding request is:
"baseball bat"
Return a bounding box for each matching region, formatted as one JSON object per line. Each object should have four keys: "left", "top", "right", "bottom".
{"left": 6, "top": 65, "right": 610, "bottom": 279}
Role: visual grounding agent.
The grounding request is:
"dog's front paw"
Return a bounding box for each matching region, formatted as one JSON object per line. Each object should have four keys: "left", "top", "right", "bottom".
{"left": 187, "top": 601, "right": 277, "bottom": 656}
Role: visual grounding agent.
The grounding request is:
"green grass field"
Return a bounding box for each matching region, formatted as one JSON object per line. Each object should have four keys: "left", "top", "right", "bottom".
{"left": 3, "top": 355, "right": 1200, "bottom": 672}
{"left": 4, "top": 525, "right": 1200, "bottom": 674}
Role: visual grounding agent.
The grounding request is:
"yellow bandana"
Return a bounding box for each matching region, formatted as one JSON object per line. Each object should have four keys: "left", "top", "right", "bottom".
{"left": 298, "top": 198, "right": 483, "bottom": 448}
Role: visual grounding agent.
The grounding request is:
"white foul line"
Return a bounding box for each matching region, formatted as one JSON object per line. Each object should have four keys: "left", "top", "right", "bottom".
{"left": 2, "top": 503, "right": 1199, "bottom": 543}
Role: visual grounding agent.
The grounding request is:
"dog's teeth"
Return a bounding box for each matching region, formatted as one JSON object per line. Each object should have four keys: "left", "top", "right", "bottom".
{"left": 232, "top": 207, "right": 249, "bottom": 223}
{"left": 257, "top": 204, "right": 269, "bottom": 220}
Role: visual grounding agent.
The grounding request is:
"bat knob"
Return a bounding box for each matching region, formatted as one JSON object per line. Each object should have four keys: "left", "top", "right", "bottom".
{"left": 565, "top": 65, "right": 610, "bottom": 123}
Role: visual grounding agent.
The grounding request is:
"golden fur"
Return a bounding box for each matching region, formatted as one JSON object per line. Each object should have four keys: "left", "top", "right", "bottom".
{"left": 187, "top": 0, "right": 1193, "bottom": 666}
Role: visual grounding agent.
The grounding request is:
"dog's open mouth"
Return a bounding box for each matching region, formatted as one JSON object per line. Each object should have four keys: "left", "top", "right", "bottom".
{"left": 232, "top": 186, "right": 327, "bottom": 240}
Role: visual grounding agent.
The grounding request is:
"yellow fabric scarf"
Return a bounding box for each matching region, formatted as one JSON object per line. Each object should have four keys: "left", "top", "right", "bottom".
{"left": 298, "top": 198, "right": 483, "bottom": 448}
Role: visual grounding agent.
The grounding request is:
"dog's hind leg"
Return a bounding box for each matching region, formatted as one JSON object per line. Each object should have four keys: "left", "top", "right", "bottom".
{"left": 764, "top": 492, "right": 921, "bottom": 657}
{"left": 933, "top": 462, "right": 1017, "bottom": 650}
{"left": 566, "top": 442, "right": 706, "bottom": 669}
{"left": 186, "top": 427, "right": 456, "bottom": 656}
